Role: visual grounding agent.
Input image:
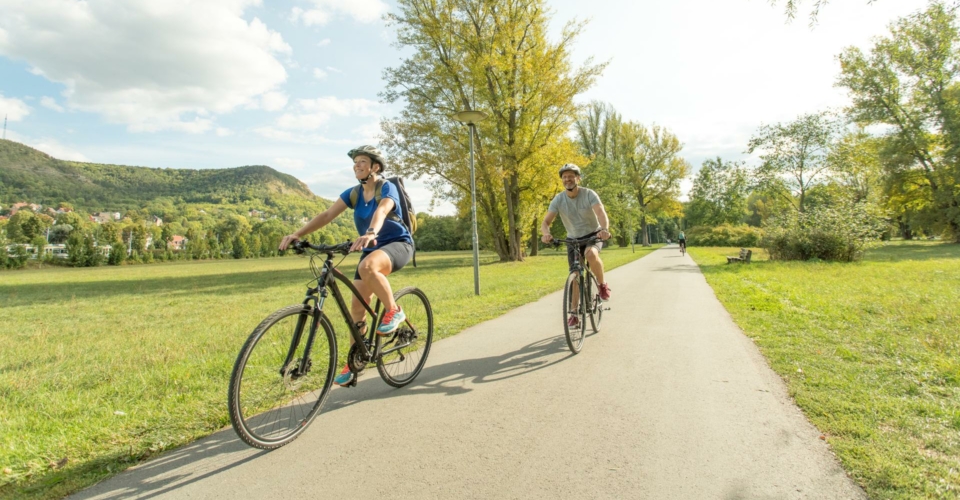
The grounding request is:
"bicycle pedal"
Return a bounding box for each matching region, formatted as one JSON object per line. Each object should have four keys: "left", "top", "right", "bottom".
{"left": 347, "top": 379, "right": 358, "bottom": 388}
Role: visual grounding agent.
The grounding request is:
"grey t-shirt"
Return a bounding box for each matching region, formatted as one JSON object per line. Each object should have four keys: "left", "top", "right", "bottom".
{"left": 547, "top": 188, "right": 602, "bottom": 238}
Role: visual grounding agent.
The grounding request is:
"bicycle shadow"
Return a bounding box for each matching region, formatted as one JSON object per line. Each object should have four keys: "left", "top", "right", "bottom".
{"left": 69, "top": 335, "right": 574, "bottom": 499}
{"left": 69, "top": 434, "right": 267, "bottom": 500}
{"left": 323, "top": 335, "right": 572, "bottom": 410}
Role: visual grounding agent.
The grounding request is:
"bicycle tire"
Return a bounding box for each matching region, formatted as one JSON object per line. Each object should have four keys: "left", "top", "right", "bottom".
{"left": 562, "top": 272, "right": 585, "bottom": 354}
{"left": 228, "top": 305, "right": 337, "bottom": 449}
{"left": 587, "top": 272, "right": 603, "bottom": 333}
{"left": 376, "top": 287, "right": 433, "bottom": 387}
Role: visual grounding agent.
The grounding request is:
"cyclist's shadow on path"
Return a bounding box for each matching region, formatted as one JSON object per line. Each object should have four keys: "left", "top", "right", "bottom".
{"left": 324, "top": 334, "right": 572, "bottom": 411}
{"left": 70, "top": 335, "right": 574, "bottom": 500}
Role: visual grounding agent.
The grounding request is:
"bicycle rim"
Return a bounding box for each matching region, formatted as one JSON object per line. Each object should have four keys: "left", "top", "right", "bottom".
{"left": 588, "top": 273, "right": 603, "bottom": 333}
{"left": 563, "top": 272, "right": 584, "bottom": 354}
{"left": 228, "top": 305, "right": 336, "bottom": 449}
{"left": 377, "top": 287, "right": 433, "bottom": 388}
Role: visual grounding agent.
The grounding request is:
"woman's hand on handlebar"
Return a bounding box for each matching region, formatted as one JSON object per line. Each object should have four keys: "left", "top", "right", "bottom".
{"left": 350, "top": 233, "right": 377, "bottom": 252}
{"left": 278, "top": 234, "right": 300, "bottom": 251}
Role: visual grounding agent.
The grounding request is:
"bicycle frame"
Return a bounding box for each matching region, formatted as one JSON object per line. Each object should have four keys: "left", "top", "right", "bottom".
{"left": 556, "top": 237, "right": 598, "bottom": 314}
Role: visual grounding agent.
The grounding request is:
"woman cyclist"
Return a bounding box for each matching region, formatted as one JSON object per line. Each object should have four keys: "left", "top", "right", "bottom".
{"left": 279, "top": 145, "right": 415, "bottom": 387}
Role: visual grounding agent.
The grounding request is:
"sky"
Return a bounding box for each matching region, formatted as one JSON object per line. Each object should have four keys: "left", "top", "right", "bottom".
{"left": 0, "top": 0, "right": 933, "bottom": 212}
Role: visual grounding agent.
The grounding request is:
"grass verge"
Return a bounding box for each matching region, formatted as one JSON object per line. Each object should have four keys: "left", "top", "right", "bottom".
{"left": 689, "top": 242, "right": 960, "bottom": 499}
{"left": 0, "top": 244, "right": 657, "bottom": 499}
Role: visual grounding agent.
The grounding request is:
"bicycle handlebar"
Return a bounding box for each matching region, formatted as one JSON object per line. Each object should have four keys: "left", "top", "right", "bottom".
{"left": 291, "top": 240, "right": 353, "bottom": 255}
{"left": 550, "top": 236, "right": 601, "bottom": 248}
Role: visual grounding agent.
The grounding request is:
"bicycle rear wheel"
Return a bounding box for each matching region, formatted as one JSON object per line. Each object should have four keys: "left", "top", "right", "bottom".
{"left": 377, "top": 287, "right": 433, "bottom": 387}
{"left": 228, "top": 305, "right": 336, "bottom": 449}
{"left": 587, "top": 272, "right": 603, "bottom": 333}
{"left": 563, "top": 272, "right": 585, "bottom": 354}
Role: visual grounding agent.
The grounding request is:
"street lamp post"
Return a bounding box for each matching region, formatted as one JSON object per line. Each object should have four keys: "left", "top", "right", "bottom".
{"left": 451, "top": 110, "right": 488, "bottom": 296}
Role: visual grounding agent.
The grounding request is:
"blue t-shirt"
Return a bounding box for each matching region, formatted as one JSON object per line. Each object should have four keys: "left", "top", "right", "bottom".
{"left": 339, "top": 182, "right": 413, "bottom": 252}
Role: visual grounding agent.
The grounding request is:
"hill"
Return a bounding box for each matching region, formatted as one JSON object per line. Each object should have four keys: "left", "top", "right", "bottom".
{"left": 0, "top": 139, "right": 327, "bottom": 212}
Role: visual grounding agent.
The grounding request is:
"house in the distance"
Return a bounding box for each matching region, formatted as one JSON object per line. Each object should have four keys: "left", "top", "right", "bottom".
{"left": 168, "top": 235, "right": 187, "bottom": 251}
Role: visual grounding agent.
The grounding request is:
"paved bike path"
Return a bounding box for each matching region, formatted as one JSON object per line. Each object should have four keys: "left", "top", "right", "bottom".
{"left": 72, "top": 246, "right": 865, "bottom": 499}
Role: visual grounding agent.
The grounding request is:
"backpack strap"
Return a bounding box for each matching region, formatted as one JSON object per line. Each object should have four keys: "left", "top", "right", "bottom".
{"left": 350, "top": 179, "right": 402, "bottom": 223}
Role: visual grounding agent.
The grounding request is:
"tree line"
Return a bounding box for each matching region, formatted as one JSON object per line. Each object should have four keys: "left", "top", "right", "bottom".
{"left": 682, "top": 1, "right": 960, "bottom": 261}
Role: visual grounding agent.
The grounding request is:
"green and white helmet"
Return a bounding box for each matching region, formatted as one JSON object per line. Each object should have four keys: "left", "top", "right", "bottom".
{"left": 348, "top": 145, "right": 386, "bottom": 171}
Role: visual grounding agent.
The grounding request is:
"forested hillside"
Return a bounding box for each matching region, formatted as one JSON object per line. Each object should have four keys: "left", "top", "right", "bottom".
{"left": 0, "top": 139, "right": 323, "bottom": 213}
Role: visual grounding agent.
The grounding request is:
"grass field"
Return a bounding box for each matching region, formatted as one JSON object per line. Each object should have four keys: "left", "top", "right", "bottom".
{"left": 0, "top": 244, "right": 657, "bottom": 499}
{"left": 689, "top": 242, "right": 960, "bottom": 499}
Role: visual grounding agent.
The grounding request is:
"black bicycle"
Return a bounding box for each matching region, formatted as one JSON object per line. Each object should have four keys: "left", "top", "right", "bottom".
{"left": 679, "top": 240, "right": 686, "bottom": 256}
{"left": 227, "top": 240, "right": 433, "bottom": 449}
{"left": 552, "top": 236, "right": 607, "bottom": 354}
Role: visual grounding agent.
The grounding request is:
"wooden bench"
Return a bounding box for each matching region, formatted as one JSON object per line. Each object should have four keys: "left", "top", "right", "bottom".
{"left": 726, "top": 248, "right": 752, "bottom": 264}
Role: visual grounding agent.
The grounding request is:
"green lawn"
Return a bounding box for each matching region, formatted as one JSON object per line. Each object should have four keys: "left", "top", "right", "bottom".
{"left": 0, "top": 244, "right": 657, "bottom": 499}
{"left": 689, "top": 242, "right": 960, "bottom": 499}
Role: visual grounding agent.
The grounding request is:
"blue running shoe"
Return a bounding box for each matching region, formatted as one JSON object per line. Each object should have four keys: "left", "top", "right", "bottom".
{"left": 334, "top": 365, "right": 355, "bottom": 386}
{"left": 377, "top": 307, "right": 405, "bottom": 335}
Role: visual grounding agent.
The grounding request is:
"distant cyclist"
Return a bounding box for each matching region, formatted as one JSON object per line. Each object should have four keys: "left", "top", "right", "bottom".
{"left": 541, "top": 163, "right": 612, "bottom": 327}
{"left": 677, "top": 230, "right": 686, "bottom": 254}
{"left": 279, "top": 145, "right": 414, "bottom": 387}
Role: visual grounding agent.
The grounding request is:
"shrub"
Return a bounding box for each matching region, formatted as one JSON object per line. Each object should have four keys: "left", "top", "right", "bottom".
{"left": 686, "top": 224, "right": 764, "bottom": 247}
{"left": 762, "top": 202, "right": 885, "bottom": 262}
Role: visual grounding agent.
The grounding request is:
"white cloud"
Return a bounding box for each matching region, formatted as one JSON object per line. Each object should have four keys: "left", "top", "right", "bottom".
{"left": 275, "top": 96, "right": 379, "bottom": 131}
{"left": 325, "top": 66, "right": 342, "bottom": 73}
{"left": 261, "top": 91, "right": 288, "bottom": 111}
{"left": 216, "top": 127, "right": 234, "bottom": 137}
{"left": 352, "top": 121, "right": 381, "bottom": 142}
{"left": 313, "top": 68, "right": 328, "bottom": 80}
{"left": 317, "top": 38, "right": 331, "bottom": 47}
{"left": 40, "top": 96, "right": 64, "bottom": 112}
{"left": 0, "top": 0, "right": 291, "bottom": 133}
{"left": 290, "top": 0, "right": 388, "bottom": 26}
{"left": 273, "top": 157, "right": 306, "bottom": 170}
{"left": 0, "top": 94, "right": 31, "bottom": 121}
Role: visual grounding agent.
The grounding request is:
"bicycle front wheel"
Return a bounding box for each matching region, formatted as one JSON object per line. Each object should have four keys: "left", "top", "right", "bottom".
{"left": 377, "top": 287, "right": 434, "bottom": 387}
{"left": 228, "top": 305, "right": 337, "bottom": 449}
{"left": 587, "top": 272, "right": 603, "bottom": 333}
{"left": 563, "top": 272, "right": 585, "bottom": 354}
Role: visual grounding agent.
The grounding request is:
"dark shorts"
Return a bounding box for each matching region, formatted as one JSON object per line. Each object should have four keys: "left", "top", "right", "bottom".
{"left": 354, "top": 241, "right": 414, "bottom": 280}
{"left": 678, "top": 239, "right": 686, "bottom": 246}
{"left": 566, "top": 234, "right": 603, "bottom": 273}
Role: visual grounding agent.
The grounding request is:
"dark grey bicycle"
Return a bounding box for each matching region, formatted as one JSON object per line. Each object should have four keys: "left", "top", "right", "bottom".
{"left": 227, "top": 240, "right": 433, "bottom": 449}
{"left": 553, "top": 236, "right": 607, "bottom": 354}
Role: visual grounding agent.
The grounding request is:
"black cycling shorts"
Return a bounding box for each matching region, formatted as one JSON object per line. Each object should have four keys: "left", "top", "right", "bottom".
{"left": 566, "top": 234, "right": 603, "bottom": 273}
{"left": 354, "top": 240, "right": 414, "bottom": 280}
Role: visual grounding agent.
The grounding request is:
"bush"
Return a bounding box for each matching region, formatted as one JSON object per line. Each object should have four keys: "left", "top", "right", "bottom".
{"left": 686, "top": 224, "right": 764, "bottom": 247}
{"left": 762, "top": 202, "right": 885, "bottom": 262}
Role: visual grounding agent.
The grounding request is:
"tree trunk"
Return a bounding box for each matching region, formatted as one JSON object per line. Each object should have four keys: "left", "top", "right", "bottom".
{"left": 640, "top": 213, "right": 650, "bottom": 247}
{"left": 528, "top": 216, "right": 539, "bottom": 256}
{"left": 502, "top": 170, "right": 524, "bottom": 261}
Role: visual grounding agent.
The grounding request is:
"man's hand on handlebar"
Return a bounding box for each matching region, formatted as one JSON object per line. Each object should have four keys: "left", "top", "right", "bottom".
{"left": 541, "top": 233, "right": 554, "bottom": 244}
{"left": 598, "top": 229, "right": 611, "bottom": 240}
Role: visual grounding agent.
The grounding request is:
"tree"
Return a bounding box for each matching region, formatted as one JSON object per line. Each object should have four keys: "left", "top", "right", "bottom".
{"left": 381, "top": 0, "right": 606, "bottom": 261}
{"left": 747, "top": 112, "right": 840, "bottom": 213}
{"left": 619, "top": 123, "right": 689, "bottom": 246}
{"left": 575, "top": 102, "right": 638, "bottom": 247}
{"left": 837, "top": 1, "right": 960, "bottom": 241}
{"left": 828, "top": 129, "right": 884, "bottom": 204}
{"left": 772, "top": 0, "right": 878, "bottom": 25}
{"left": 685, "top": 157, "right": 750, "bottom": 227}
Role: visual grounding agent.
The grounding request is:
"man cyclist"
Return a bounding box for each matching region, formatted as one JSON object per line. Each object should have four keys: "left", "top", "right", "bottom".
{"left": 677, "top": 230, "right": 686, "bottom": 254}
{"left": 279, "top": 145, "right": 414, "bottom": 387}
{"left": 540, "top": 163, "right": 612, "bottom": 329}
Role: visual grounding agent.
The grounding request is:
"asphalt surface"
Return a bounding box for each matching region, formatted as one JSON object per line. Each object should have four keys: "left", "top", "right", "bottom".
{"left": 72, "top": 246, "right": 866, "bottom": 499}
